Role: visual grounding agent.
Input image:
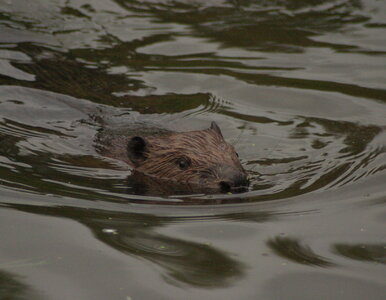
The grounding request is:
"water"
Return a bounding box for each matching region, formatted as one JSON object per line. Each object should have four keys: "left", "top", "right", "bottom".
{"left": 0, "top": 0, "right": 385, "bottom": 299}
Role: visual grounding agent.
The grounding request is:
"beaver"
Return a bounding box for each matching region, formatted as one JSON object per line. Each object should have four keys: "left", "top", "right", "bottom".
{"left": 96, "top": 121, "right": 249, "bottom": 194}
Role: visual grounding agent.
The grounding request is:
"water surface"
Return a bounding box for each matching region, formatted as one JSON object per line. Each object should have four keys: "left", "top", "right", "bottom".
{"left": 0, "top": 0, "right": 385, "bottom": 299}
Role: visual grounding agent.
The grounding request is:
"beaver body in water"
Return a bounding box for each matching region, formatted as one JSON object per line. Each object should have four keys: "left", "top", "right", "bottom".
{"left": 96, "top": 121, "right": 249, "bottom": 194}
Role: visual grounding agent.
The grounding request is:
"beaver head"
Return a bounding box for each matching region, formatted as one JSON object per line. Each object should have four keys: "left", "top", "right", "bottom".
{"left": 126, "top": 122, "right": 249, "bottom": 193}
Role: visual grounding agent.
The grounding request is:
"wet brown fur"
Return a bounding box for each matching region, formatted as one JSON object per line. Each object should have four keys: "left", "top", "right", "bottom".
{"left": 140, "top": 129, "right": 244, "bottom": 185}
{"left": 97, "top": 123, "right": 247, "bottom": 192}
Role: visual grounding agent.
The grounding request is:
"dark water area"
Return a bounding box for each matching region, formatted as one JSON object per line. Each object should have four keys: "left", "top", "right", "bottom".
{"left": 0, "top": 0, "right": 385, "bottom": 299}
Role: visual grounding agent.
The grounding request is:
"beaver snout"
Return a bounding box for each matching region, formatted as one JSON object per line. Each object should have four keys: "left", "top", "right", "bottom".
{"left": 216, "top": 165, "right": 249, "bottom": 193}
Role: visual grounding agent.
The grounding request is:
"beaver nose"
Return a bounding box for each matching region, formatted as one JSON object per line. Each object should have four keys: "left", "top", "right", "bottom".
{"left": 218, "top": 166, "right": 249, "bottom": 193}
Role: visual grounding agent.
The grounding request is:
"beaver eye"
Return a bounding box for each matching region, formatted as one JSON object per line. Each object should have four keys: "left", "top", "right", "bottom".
{"left": 178, "top": 158, "right": 190, "bottom": 170}
{"left": 236, "top": 152, "right": 239, "bottom": 158}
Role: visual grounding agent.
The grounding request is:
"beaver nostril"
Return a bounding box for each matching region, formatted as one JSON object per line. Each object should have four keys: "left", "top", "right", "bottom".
{"left": 219, "top": 181, "right": 232, "bottom": 193}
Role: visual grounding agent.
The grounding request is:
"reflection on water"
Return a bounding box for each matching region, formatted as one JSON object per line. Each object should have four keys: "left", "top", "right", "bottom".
{"left": 6, "top": 47, "right": 211, "bottom": 113}
{"left": 334, "top": 243, "right": 386, "bottom": 264}
{"left": 0, "top": 0, "right": 386, "bottom": 299}
{"left": 267, "top": 236, "right": 333, "bottom": 266}
{"left": 116, "top": 0, "right": 367, "bottom": 51}
{"left": 9, "top": 203, "right": 244, "bottom": 288}
{"left": 0, "top": 270, "right": 41, "bottom": 300}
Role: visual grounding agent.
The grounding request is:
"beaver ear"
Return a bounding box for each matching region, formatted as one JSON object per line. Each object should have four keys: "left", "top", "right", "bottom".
{"left": 127, "top": 136, "right": 148, "bottom": 165}
{"left": 210, "top": 121, "right": 223, "bottom": 138}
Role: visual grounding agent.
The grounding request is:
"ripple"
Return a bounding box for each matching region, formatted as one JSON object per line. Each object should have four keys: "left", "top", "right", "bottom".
{"left": 0, "top": 0, "right": 385, "bottom": 205}
{"left": 120, "top": 236, "right": 187, "bottom": 256}
{"left": 333, "top": 243, "right": 386, "bottom": 264}
{"left": 0, "top": 91, "right": 385, "bottom": 204}
{"left": 267, "top": 236, "right": 334, "bottom": 267}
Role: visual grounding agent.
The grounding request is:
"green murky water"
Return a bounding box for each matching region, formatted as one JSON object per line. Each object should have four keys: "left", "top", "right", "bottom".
{"left": 0, "top": 0, "right": 385, "bottom": 299}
